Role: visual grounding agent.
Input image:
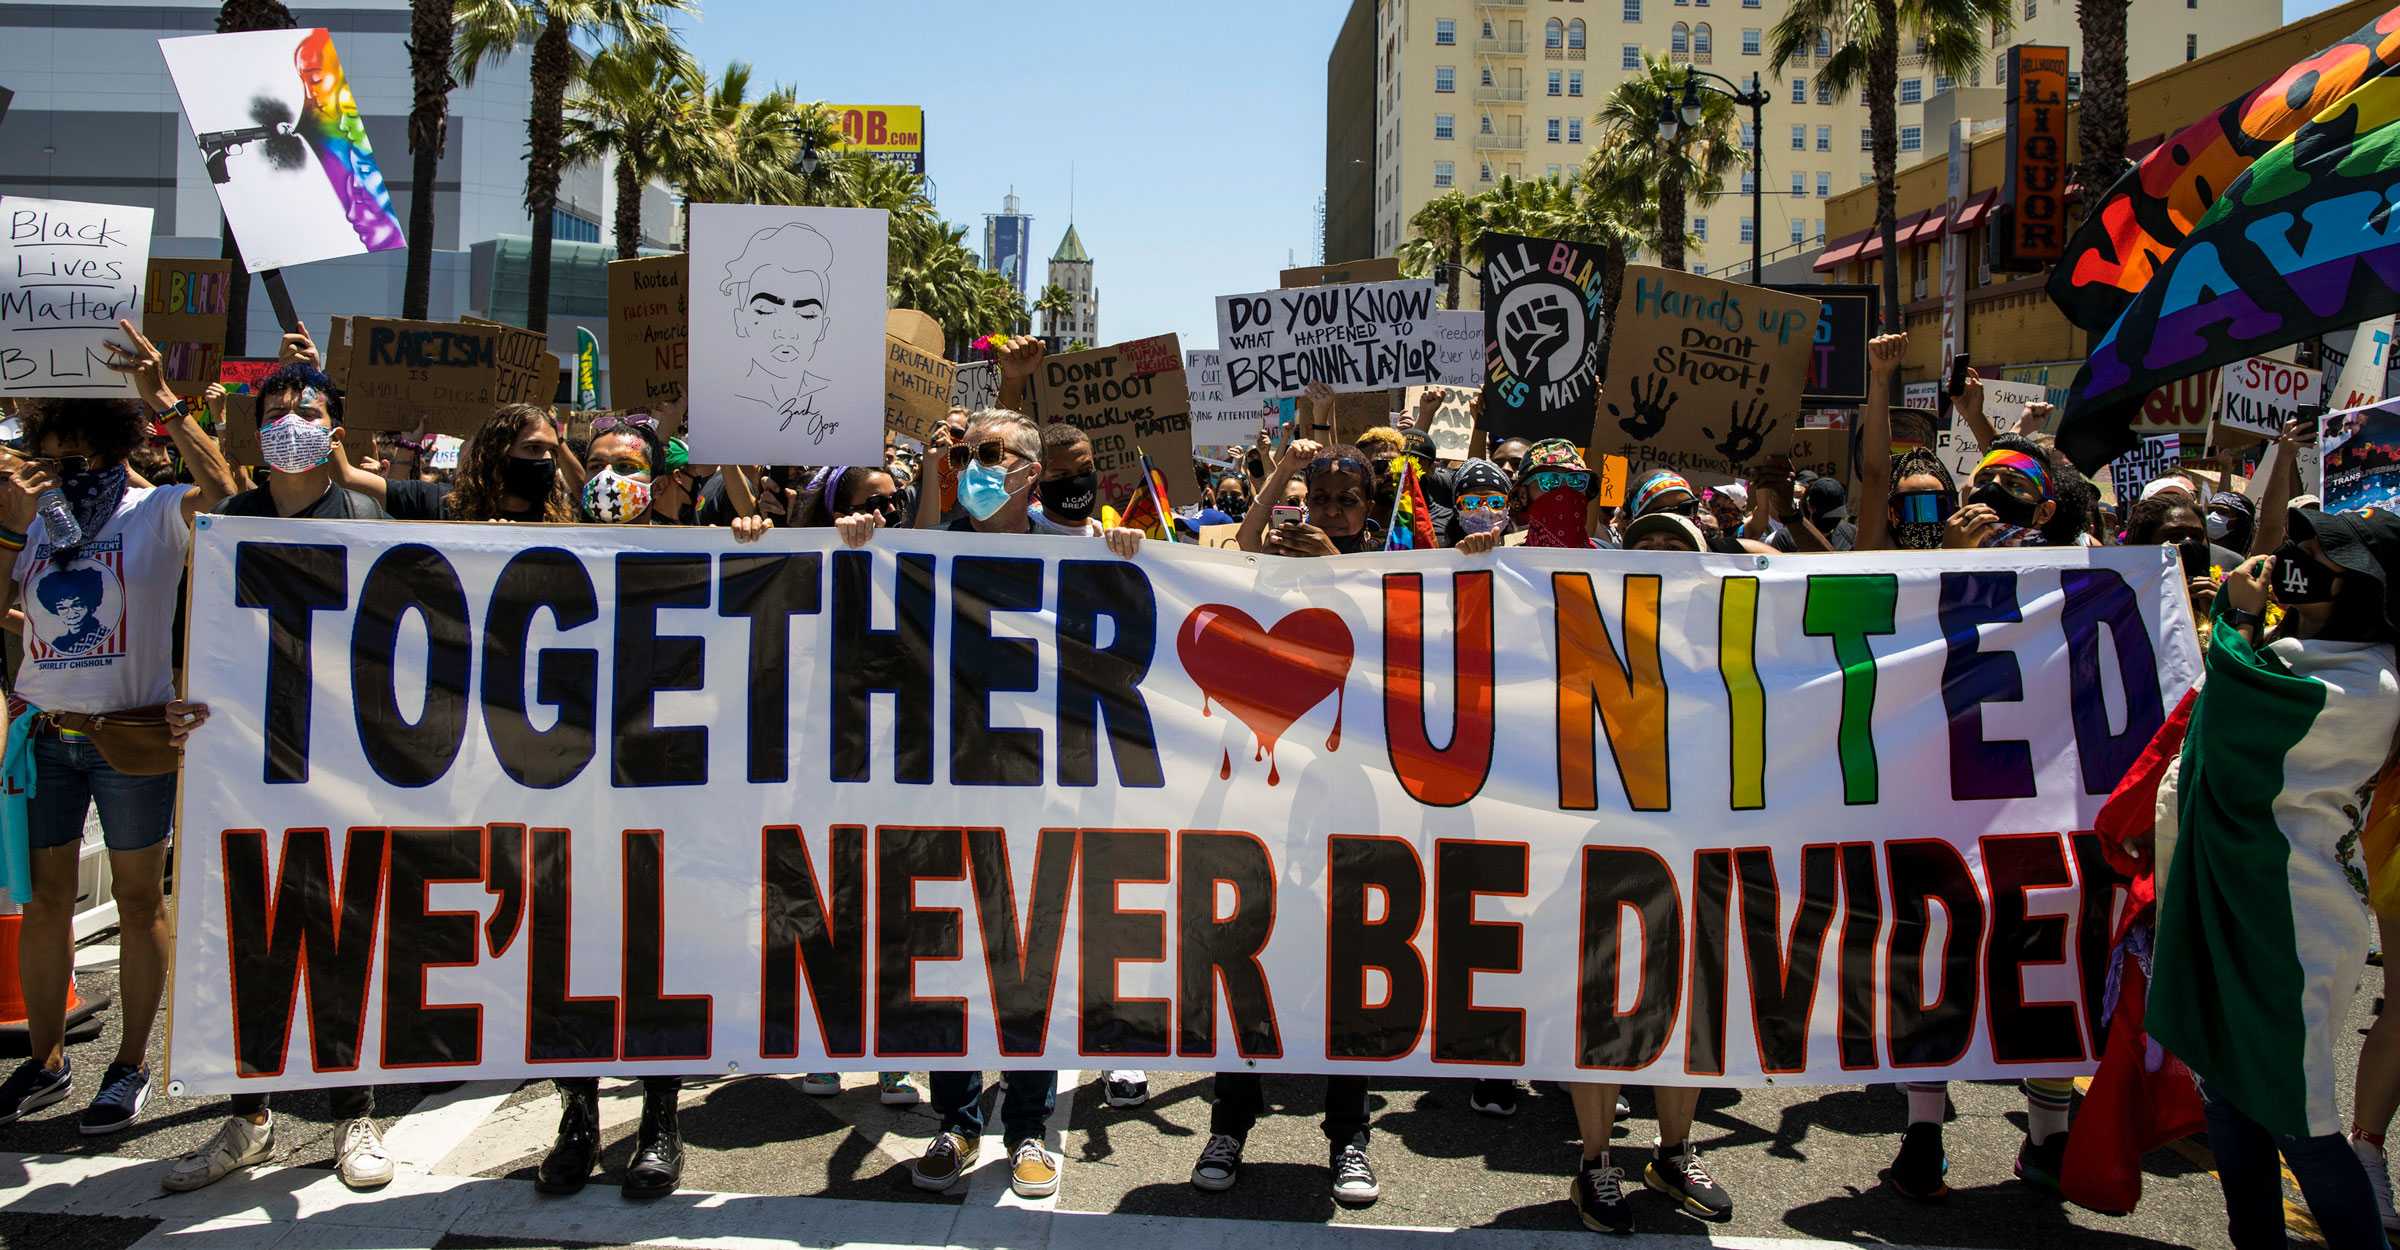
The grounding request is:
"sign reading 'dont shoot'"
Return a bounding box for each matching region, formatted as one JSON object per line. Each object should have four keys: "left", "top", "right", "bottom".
{"left": 1034, "top": 334, "right": 1196, "bottom": 510}
{"left": 606, "top": 255, "right": 688, "bottom": 421}
{"left": 344, "top": 317, "right": 552, "bottom": 435}
{"left": 1213, "top": 279, "right": 1442, "bottom": 401}
{"left": 1595, "top": 266, "right": 1819, "bottom": 487}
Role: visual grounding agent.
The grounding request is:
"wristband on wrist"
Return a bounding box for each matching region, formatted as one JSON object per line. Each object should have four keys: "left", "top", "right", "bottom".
{"left": 2219, "top": 602, "right": 2265, "bottom": 632}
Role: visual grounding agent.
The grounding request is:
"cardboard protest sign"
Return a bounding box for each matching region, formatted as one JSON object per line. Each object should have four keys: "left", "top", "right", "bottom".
{"left": 144, "top": 257, "right": 232, "bottom": 398}
{"left": 949, "top": 360, "right": 998, "bottom": 414}
{"left": 1479, "top": 233, "right": 1606, "bottom": 445}
{"left": 882, "top": 309, "right": 955, "bottom": 448}
{"left": 2215, "top": 355, "right": 2323, "bottom": 443}
{"left": 686, "top": 204, "right": 889, "bottom": 467}
{"left": 1767, "top": 282, "right": 1875, "bottom": 405}
{"left": 1036, "top": 334, "right": 1196, "bottom": 510}
{"left": 2107, "top": 432, "right": 2183, "bottom": 501}
{"left": 1784, "top": 424, "right": 1853, "bottom": 489}
{"left": 2321, "top": 316, "right": 2394, "bottom": 412}
{"left": 158, "top": 30, "right": 405, "bottom": 273}
{"left": 1432, "top": 310, "right": 1485, "bottom": 387}
{"left": 605, "top": 254, "right": 688, "bottom": 417}
{"left": 1195, "top": 521, "right": 1244, "bottom": 548}
{"left": 2323, "top": 398, "right": 2400, "bottom": 514}
{"left": 1594, "top": 266, "right": 1819, "bottom": 485}
{"left": 2, "top": 197, "right": 153, "bottom": 398}
{"left": 1407, "top": 385, "right": 1476, "bottom": 460}
{"left": 214, "top": 357, "right": 280, "bottom": 466}
{"left": 341, "top": 317, "right": 552, "bottom": 435}
{"left": 1281, "top": 258, "right": 1402, "bottom": 287}
{"left": 1185, "top": 349, "right": 1266, "bottom": 447}
{"left": 1595, "top": 453, "right": 1629, "bottom": 508}
{"left": 1212, "top": 279, "right": 1440, "bottom": 401}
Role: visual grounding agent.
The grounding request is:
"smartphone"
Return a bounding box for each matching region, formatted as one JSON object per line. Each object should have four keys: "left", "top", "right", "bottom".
{"left": 1272, "top": 504, "right": 1305, "bottom": 528}
{"left": 1946, "top": 353, "right": 1972, "bottom": 398}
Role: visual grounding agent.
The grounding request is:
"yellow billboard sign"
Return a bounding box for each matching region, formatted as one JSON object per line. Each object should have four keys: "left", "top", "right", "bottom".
{"left": 829, "top": 104, "right": 925, "bottom": 174}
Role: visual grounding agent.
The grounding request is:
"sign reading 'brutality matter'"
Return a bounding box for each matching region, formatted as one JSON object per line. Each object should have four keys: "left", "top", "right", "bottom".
{"left": 169, "top": 521, "right": 2197, "bottom": 1092}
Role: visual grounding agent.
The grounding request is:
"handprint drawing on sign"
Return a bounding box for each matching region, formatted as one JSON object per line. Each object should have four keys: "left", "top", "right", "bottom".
{"left": 1703, "top": 397, "right": 1779, "bottom": 464}
{"left": 1608, "top": 374, "right": 1678, "bottom": 440}
{"left": 1502, "top": 293, "right": 1570, "bottom": 381}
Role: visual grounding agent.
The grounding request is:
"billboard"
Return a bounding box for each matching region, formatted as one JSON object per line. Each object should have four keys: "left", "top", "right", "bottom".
{"left": 830, "top": 105, "right": 925, "bottom": 174}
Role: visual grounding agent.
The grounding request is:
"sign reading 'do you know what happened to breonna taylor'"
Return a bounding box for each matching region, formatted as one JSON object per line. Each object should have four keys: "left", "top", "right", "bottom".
{"left": 1212, "top": 279, "right": 1441, "bottom": 401}
{"left": 166, "top": 520, "right": 2199, "bottom": 1091}
{"left": 1478, "top": 233, "right": 1605, "bottom": 445}
{"left": 2, "top": 197, "right": 153, "bottom": 398}
{"left": 1595, "top": 266, "right": 1820, "bottom": 486}
{"left": 158, "top": 29, "right": 405, "bottom": 273}
{"left": 685, "top": 203, "right": 889, "bottom": 468}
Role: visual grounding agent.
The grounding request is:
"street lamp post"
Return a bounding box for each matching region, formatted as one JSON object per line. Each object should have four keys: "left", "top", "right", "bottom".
{"left": 1658, "top": 66, "right": 1771, "bottom": 283}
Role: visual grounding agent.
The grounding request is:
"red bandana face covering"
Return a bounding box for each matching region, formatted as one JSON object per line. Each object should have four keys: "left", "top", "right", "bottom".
{"left": 1517, "top": 488, "right": 1590, "bottom": 548}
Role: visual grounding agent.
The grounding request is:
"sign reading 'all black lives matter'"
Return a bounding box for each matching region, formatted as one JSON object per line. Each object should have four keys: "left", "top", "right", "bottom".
{"left": 1477, "top": 233, "right": 1605, "bottom": 446}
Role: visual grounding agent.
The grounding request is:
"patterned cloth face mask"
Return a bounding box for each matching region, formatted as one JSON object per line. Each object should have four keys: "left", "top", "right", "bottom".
{"left": 582, "top": 467, "right": 652, "bottom": 524}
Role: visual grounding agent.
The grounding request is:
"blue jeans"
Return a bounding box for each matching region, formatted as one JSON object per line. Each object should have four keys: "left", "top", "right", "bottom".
{"left": 28, "top": 733, "right": 174, "bottom": 851}
{"left": 931, "top": 1070, "right": 1056, "bottom": 1145}
{"left": 2203, "top": 1094, "right": 2384, "bottom": 1249}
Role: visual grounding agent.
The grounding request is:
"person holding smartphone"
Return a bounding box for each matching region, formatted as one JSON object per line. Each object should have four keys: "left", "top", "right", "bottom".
{"left": 1236, "top": 437, "right": 1381, "bottom": 557}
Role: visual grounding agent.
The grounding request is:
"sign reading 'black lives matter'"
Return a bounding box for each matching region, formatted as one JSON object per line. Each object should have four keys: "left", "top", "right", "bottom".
{"left": 171, "top": 519, "right": 2195, "bottom": 1093}
{"left": 1478, "top": 233, "right": 1605, "bottom": 446}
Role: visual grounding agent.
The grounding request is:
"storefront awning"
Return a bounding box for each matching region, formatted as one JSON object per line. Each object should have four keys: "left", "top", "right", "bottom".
{"left": 1948, "top": 190, "right": 1998, "bottom": 234}
{"left": 1813, "top": 228, "right": 1872, "bottom": 272}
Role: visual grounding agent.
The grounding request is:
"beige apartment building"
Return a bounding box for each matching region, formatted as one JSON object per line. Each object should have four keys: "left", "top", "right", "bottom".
{"left": 1334, "top": 0, "right": 2278, "bottom": 283}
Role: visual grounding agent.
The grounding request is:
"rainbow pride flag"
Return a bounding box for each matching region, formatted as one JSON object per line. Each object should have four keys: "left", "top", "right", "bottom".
{"left": 1385, "top": 458, "right": 1437, "bottom": 551}
{"left": 1119, "top": 449, "right": 1178, "bottom": 543}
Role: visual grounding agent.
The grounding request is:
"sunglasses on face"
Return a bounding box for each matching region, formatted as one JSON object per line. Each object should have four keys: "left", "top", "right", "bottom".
{"left": 1526, "top": 468, "right": 1596, "bottom": 498}
{"left": 1306, "top": 490, "right": 1368, "bottom": 512}
{"left": 1458, "top": 492, "right": 1508, "bottom": 512}
{"left": 852, "top": 490, "right": 906, "bottom": 517}
{"left": 946, "top": 440, "right": 1011, "bottom": 468}
{"left": 1892, "top": 490, "right": 1951, "bottom": 524}
{"left": 27, "top": 455, "right": 89, "bottom": 477}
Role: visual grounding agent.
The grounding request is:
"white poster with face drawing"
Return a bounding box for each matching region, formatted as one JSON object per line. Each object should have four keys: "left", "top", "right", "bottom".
{"left": 685, "top": 204, "right": 888, "bottom": 467}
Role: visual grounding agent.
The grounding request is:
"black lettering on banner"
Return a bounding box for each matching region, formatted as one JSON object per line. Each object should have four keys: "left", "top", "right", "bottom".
{"left": 1056, "top": 560, "right": 1164, "bottom": 788}
{"left": 761, "top": 824, "right": 866, "bottom": 1059}
{"left": 2072, "top": 831, "right": 2127, "bottom": 1047}
{"left": 967, "top": 827, "right": 1078, "bottom": 1055}
{"left": 2060, "top": 570, "right": 2167, "bottom": 794}
{"left": 1981, "top": 833, "right": 2086, "bottom": 1063}
{"left": 612, "top": 554, "right": 710, "bottom": 788}
{"left": 233, "top": 542, "right": 347, "bottom": 784}
{"left": 482, "top": 548, "right": 598, "bottom": 789}
{"left": 620, "top": 830, "right": 712, "bottom": 1059}
{"left": 1939, "top": 572, "right": 2037, "bottom": 800}
{"left": 1735, "top": 845, "right": 1842, "bottom": 1075}
{"left": 1837, "top": 842, "right": 1884, "bottom": 1069}
{"left": 483, "top": 823, "right": 526, "bottom": 958}
{"left": 381, "top": 827, "right": 485, "bottom": 1069}
{"left": 351, "top": 545, "right": 474, "bottom": 788}
{"left": 952, "top": 556, "right": 1044, "bottom": 786}
{"left": 875, "top": 827, "right": 966, "bottom": 1055}
{"left": 1175, "top": 831, "right": 1281, "bottom": 1058}
{"left": 1885, "top": 839, "right": 1987, "bottom": 1067}
{"left": 1326, "top": 836, "right": 1429, "bottom": 1060}
{"left": 1576, "top": 846, "right": 1682, "bottom": 1070}
{"left": 718, "top": 553, "right": 823, "bottom": 784}
{"left": 527, "top": 827, "right": 618, "bottom": 1063}
{"left": 224, "top": 827, "right": 386, "bottom": 1076}
{"left": 1684, "top": 849, "right": 1734, "bottom": 1076}
{"left": 1079, "top": 829, "right": 1171, "bottom": 1056}
{"left": 1432, "top": 839, "right": 1528, "bottom": 1064}
{"left": 832, "top": 551, "right": 935, "bottom": 784}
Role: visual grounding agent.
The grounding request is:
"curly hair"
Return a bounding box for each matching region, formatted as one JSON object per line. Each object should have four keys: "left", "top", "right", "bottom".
{"left": 18, "top": 398, "right": 147, "bottom": 466}
{"left": 2123, "top": 493, "right": 2203, "bottom": 546}
{"left": 449, "top": 404, "right": 572, "bottom": 522}
{"left": 252, "top": 363, "right": 344, "bottom": 427}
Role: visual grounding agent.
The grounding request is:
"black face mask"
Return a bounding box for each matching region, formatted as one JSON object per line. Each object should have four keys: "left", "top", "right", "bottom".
{"left": 1968, "top": 481, "right": 2041, "bottom": 529}
{"left": 500, "top": 455, "right": 557, "bottom": 505}
{"left": 2273, "top": 540, "right": 2340, "bottom": 604}
{"left": 1037, "top": 470, "right": 1098, "bottom": 523}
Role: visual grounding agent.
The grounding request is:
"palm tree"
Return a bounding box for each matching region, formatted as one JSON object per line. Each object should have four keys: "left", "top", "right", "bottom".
{"left": 2075, "top": 0, "right": 2130, "bottom": 235}
{"left": 1397, "top": 190, "right": 1483, "bottom": 309}
{"left": 215, "top": 0, "right": 298, "bottom": 353}
{"left": 455, "top": 0, "right": 694, "bottom": 332}
{"left": 403, "top": 0, "right": 457, "bottom": 318}
{"left": 1588, "top": 56, "right": 1744, "bottom": 272}
{"left": 1770, "top": 0, "right": 2010, "bottom": 332}
{"left": 561, "top": 40, "right": 704, "bottom": 258}
{"left": 1033, "top": 283, "right": 1074, "bottom": 338}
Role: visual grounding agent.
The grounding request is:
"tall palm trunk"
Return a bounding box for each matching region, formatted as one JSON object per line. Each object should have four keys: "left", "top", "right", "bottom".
{"left": 1444, "top": 237, "right": 1463, "bottom": 309}
{"left": 613, "top": 157, "right": 644, "bottom": 259}
{"left": 1658, "top": 163, "right": 1687, "bottom": 271}
{"left": 215, "top": 0, "right": 297, "bottom": 353}
{"left": 1595, "top": 243, "right": 1627, "bottom": 382}
{"left": 2074, "top": 0, "right": 2130, "bottom": 231}
{"left": 521, "top": 15, "right": 573, "bottom": 332}
{"left": 403, "top": 0, "right": 457, "bottom": 320}
{"left": 1868, "top": 0, "right": 1902, "bottom": 339}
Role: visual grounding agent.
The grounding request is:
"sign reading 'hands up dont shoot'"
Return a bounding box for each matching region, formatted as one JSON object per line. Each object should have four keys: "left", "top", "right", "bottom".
{"left": 1595, "top": 266, "right": 1820, "bottom": 487}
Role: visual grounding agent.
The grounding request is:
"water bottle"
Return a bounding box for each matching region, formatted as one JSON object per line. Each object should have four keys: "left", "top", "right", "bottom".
{"left": 35, "top": 488, "right": 80, "bottom": 551}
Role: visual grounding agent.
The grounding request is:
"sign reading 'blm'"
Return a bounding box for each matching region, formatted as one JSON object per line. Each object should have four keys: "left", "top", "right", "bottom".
{"left": 1213, "top": 279, "right": 1440, "bottom": 401}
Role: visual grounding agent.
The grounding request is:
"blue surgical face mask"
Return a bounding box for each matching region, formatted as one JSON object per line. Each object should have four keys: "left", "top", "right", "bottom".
{"left": 958, "top": 461, "right": 1016, "bottom": 521}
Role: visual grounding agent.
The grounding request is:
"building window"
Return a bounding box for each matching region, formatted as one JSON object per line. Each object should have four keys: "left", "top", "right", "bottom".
{"left": 553, "top": 207, "right": 599, "bottom": 243}
{"left": 1624, "top": 0, "right": 1641, "bottom": 20}
{"left": 1815, "top": 31, "right": 1830, "bottom": 56}
{"left": 2022, "top": 0, "right": 2034, "bottom": 16}
{"left": 1934, "top": 74, "right": 1954, "bottom": 94}
{"left": 1742, "top": 27, "right": 1762, "bottom": 54}
{"left": 1900, "top": 124, "right": 1922, "bottom": 152}
{"left": 1694, "top": 217, "right": 1709, "bottom": 240}
{"left": 1791, "top": 76, "right": 1807, "bottom": 103}
{"left": 1482, "top": 65, "right": 1495, "bottom": 85}
{"left": 1434, "top": 161, "right": 1455, "bottom": 188}
{"left": 1995, "top": 55, "right": 2007, "bottom": 87}
{"left": 1481, "top": 161, "right": 1494, "bottom": 182}
{"left": 1899, "top": 78, "right": 1922, "bottom": 104}
{"left": 1548, "top": 17, "right": 1565, "bottom": 48}
{"left": 1672, "top": 23, "right": 1689, "bottom": 53}
{"left": 1816, "top": 124, "right": 1831, "bottom": 151}
{"left": 1436, "top": 66, "right": 1455, "bottom": 92}
{"left": 1791, "top": 220, "right": 1806, "bottom": 245}
{"left": 1435, "top": 114, "right": 1455, "bottom": 140}
{"left": 1817, "top": 81, "right": 1832, "bottom": 104}
{"left": 1816, "top": 171, "right": 1830, "bottom": 196}
{"left": 1481, "top": 114, "right": 1495, "bottom": 133}
{"left": 1482, "top": 18, "right": 1495, "bottom": 36}
{"left": 1548, "top": 164, "right": 1563, "bottom": 178}
{"left": 2067, "top": 71, "right": 2082, "bottom": 99}
{"left": 1695, "top": 263, "right": 1708, "bottom": 275}
{"left": 1861, "top": 172, "right": 1874, "bottom": 186}
{"left": 1549, "top": 70, "right": 1563, "bottom": 94}
{"left": 1791, "top": 123, "right": 1806, "bottom": 150}
{"left": 1691, "top": 23, "right": 1709, "bottom": 55}
{"left": 1740, "top": 216, "right": 1754, "bottom": 243}
{"left": 1860, "top": 127, "right": 1873, "bottom": 151}
{"left": 1740, "top": 170, "right": 1755, "bottom": 193}
{"left": 1436, "top": 18, "right": 1456, "bottom": 44}
{"left": 1743, "top": 0, "right": 1759, "bottom": 8}
{"left": 1568, "top": 118, "right": 1583, "bottom": 141}
{"left": 1548, "top": 118, "right": 1563, "bottom": 142}
{"left": 1791, "top": 171, "right": 1805, "bottom": 196}
{"left": 1570, "top": 71, "right": 1584, "bottom": 95}
{"left": 1569, "top": 19, "right": 1585, "bottom": 48}
{"left": 1623, "top": 44, "right": 1642, "bottom": 68}
{"left": 2186, "top": 33, "right": 2198, "bottom": 60}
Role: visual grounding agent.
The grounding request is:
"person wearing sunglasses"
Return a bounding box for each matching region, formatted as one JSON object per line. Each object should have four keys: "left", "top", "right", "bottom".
{"left": 1506, "top": 442, "right": 1607, "bottom": 550}
{"left": 1945, "top": 439, "right": 2063, "bottom": 550}
{"left": 1444, "top": 458, "right": 1513, "bottom": 553}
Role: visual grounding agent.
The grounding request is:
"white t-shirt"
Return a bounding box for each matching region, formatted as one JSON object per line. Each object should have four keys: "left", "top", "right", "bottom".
{"left": 12, "top": 485, "right": 192, "bottom": 713}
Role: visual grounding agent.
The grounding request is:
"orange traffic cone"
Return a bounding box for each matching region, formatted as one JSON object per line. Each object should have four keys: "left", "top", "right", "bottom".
{"left": 0, "top": 910, "right": 106, "bottom": 1053}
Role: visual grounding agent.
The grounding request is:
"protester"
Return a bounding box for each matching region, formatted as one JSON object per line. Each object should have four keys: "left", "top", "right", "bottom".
{"left": 1030, "top": 422, "right": 1121, "bottom": 536}
{"left": 1443, "top": 458, "right": 1512, "bottom": 552}
{"left": 1237, "top": 440, "right": 1380, "bottom": 556}
{"left": 2207, "top": 490, "right": 2259, "bottom": 557}
{"left": 1489, "top": 437, "right": 1532, "bottom": 481}
{"left": 2123, "top": 493, "right": 2224, "bottom": 636}
{"left": 1511, "top": 442, "right": 1609, "bottom": 549}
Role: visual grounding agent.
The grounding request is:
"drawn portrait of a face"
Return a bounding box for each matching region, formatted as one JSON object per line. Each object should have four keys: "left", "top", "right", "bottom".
{"left": 721, "top": 223, "right": 834, "bottom": 388}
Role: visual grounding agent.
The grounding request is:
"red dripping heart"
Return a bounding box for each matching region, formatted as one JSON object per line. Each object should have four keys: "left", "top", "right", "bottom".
{"left": 1175, "top": 604, "right": 1354, "bottom": 785}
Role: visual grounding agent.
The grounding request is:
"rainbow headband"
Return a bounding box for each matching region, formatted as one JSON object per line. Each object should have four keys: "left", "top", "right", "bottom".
{"left": 1629, "top": 472, "right": 1693, "bottom": 517}
{"left": 1973, "top": 449, "right": 2052, "bottom": 500}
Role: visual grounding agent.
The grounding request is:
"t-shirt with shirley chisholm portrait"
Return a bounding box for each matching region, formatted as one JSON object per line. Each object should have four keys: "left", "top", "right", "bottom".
{"left": 11, "top": 485, "right": 192, "bottom": 714}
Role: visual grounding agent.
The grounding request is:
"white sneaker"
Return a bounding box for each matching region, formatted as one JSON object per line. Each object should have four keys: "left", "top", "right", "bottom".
{"left": 2355, "top": 1138, "right": 2399, "bottom": 1233}
{"left": 877, "top": 1073, "right": 920, "bottom": 1105}
{"left": 800, "top": 1073, "right": 842, "bottom": 1096}
{"left": 335, "top": 1115, "right": 394, "bottom": 1189}
{"left": 163, "top": 1114, "right": 274, "bottom": 1193}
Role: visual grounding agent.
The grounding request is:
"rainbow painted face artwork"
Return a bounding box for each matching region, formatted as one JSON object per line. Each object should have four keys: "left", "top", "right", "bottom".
{"left": 294, "top": 30, "right": 404, "bottom": 254}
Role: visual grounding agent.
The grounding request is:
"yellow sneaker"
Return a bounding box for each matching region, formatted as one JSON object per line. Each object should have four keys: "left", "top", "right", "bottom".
{"left": 1010, "top": 1138, "right": 1059, "bottom": 1198}
{"left": 911, "top": 1130, "right": 977, "bottom": 1191}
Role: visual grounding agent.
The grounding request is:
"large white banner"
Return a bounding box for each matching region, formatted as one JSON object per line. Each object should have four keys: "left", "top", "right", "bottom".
{"left": 168, "top": 519, "right": 2199, "bottom": 1094}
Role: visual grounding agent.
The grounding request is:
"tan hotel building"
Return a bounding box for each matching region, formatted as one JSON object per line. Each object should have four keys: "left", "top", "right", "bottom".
{"left": 1325, "top": 0, "right": 2277, "bottom": 285}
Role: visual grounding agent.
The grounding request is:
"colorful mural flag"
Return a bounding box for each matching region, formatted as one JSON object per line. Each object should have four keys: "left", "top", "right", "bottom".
{"left": 1120, "top": 448, "right": 1179, "bottom": 543}
{"left": 2047, "top": 5, "right": 2400, "bottom": 335}
{"left": 2057, "top": 74, "right": 2400, "bottom": 473}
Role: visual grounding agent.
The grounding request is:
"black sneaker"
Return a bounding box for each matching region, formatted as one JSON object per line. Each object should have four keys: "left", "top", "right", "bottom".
{"left": 1191, "top": 1132, "right": 1244, "bottom": 1191}
{"left": 1469, "top": 1079, "right": 1522, "bottom": 1118}
{"left": 2014, "top": 1133, "right": 2067, "bottom": 1195}
{"left": 1105, "top": 1077, "right": 1149, "bottom": 1108}
{"left": 0, "top": 1057, "right": 72, "bottom": 1125}
{"left": 1330, "top": 1141, "right": 1379, "bottom": 1204}
{"left": 1571, "top": 1155, "right": 1634, "bottom": 1234}
{"left": 1645, "top": 1140, "right": 1732, "bottom": 1222}
{"left": 78, "top": 1063, "right": 149, "bottom": 1135}
{"left": 1882, "top": 1122, "right": 1950, "bottom": 1201}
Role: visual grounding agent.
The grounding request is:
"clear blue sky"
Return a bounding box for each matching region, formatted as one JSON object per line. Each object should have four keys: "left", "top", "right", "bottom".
{"left": 676, "top": 1, "right": 1345, "bottom": 353}
{"left": 680, "top": 0, "right": 2344, "bottom": 350}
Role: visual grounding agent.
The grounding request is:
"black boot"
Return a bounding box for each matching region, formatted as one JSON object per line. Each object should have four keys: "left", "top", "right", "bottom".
{"left": 535, "top": 1080, "right": 601, "bottom": 1194}
{"left": 622, "top": 1078, "right": 683, "bottom": 1200}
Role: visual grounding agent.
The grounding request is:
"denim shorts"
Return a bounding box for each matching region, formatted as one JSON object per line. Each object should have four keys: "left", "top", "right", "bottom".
{"left": 27, "top": 732, "right": 175, "bottom": 853}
